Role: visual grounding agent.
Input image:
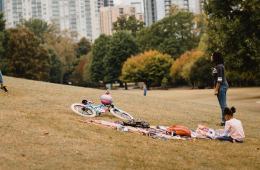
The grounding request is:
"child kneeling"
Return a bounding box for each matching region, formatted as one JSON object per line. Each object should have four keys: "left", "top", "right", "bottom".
{"left": 217, "top": 106, "right": 245, "bottom": 143}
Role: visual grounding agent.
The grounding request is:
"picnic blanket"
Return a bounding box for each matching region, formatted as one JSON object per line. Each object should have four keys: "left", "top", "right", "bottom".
{"left": 82, "top": 119, "right": 190, "bottom": 140}
{"left": 81, "top": 119, "right": 224, "bottom": 141}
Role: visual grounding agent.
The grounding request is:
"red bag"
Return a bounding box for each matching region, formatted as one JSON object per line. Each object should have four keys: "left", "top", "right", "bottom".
{"left": 167, "top": 125, "right": 191, "bottom": 137}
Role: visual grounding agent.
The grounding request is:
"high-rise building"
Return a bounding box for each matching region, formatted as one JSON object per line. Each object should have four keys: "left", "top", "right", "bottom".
{"left": 2, "top": 0, "right": 103, "bottom": 41}
{"left": 103, "top": 0, "right": 114, "bottom": 7}
{"left": 0, "top": 0, "right": 3, "bottom": 12}
{"left": 143, "top": 0, "right": 158, "bottom": 26}
{"left": 100, "top": 5, "right": 143, "bottom": 35}
{"left": 143, "top": 0, "right": 203, "bottom": 26}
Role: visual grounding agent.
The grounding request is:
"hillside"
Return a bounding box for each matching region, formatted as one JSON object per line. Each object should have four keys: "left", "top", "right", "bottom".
{"left": 0, "top": 76, "right": 260, "bottom": 170}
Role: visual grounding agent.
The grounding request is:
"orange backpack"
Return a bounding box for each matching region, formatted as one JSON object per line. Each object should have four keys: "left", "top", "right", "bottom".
{"left": 167, "top": 125, "right": 191, "bottom": 137}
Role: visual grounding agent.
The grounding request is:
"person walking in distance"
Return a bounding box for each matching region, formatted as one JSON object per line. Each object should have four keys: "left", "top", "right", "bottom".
{"left": 143, "top": 83, "right": 147, "bottom": 96}
{"left": 0, "top": 70, "right": 8, "bottom": 92}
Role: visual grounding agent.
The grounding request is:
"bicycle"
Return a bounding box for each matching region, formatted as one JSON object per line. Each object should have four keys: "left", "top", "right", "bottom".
{"left": 71, "top": 99, "right": 134, "bottom": 121}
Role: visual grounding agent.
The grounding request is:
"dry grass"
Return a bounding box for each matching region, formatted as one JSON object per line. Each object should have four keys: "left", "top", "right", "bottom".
{"left": 0, "top": 76, "right": 260, "bottom": 170}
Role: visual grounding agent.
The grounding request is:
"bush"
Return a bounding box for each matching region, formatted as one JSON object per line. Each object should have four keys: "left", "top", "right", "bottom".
{"left": 170, "top": 50, "right": 204, "bottom": 85}
{"left": 121, "top": 50, "right": 173, "bottom": 87}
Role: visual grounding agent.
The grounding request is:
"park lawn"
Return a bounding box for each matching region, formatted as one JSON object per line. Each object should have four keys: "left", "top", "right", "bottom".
{"left": 0, "top": 76, "right": 260, "bottom": 170}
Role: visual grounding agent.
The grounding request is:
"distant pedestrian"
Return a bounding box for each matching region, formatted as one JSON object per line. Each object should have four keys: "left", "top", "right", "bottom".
{"left": 143, "top": 83, "right": 147, "bottom": 96}
{"left": 0, "top": 70, "right": 8, "bottom": 92}
{"left": 211, "top": 52, "right": 228, "bottom": 126}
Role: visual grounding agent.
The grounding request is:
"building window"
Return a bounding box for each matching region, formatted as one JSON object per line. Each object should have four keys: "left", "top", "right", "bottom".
{"left": 119, "top": 8, "right": 124, "bottom": 15}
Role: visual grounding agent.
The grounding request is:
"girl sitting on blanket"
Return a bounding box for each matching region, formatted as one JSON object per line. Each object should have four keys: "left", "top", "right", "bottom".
{"left": 217, "top": 106, "right": 245, "bottom": 143}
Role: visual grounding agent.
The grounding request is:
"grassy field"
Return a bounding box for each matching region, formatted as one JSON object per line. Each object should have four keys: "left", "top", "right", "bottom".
{"left": 0, "top": 76, "right": 260, "bottom": 170}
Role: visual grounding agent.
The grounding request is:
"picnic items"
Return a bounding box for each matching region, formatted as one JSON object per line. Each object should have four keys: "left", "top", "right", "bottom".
{"left": 122, "top": 119, "right": 150, "bottom": 128}
{"left": 82, "top": 119, "right": 190, "bottom": 141}
{"left": 166, "top": 125, "right": 191, "bottom": 137}
{"left": 194, "top": 125, "right": 224, "bottom": 139}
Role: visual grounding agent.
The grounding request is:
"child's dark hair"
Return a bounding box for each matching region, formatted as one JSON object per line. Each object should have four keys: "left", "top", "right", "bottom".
{"left": 212, "top": 52, "right": 224, "bottom": 65}
{"left": 224, "top": 106, "right": 236, "bottom": 116}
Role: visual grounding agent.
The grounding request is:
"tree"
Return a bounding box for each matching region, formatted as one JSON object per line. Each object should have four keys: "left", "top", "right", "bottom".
{"left": 103, "top": 31, "right": 139, "bottom": 83}
{"left": 76, "top": 37, "right": 91, "bottom": 57}
{"left": 45, "top": 33, "right": 77, "bottom": 83}
{"left": 189, "top": 57, "right": 213, "bottom": 88}
{"left": 3, "top": 28, "right": 50, "bottom": 80}
{"left": 171, "top": 50, "right": 204, "bottom": 85}
{"left": 0, "top": 13, "right": 5, "bottom": 59}
{"left": 90, "top": 34, "right": 111, "bottom": 83}
{"left": 136, "top": 10, "right": 200, "bottom": 58}
{"left": 121, "top": 50, "right": 173, "bottom": 87}
{"left": 19, "top": 18, "right": 55, "bottom": 43}
{"left": 204, "top": 0, "right": 260, "bottom": 85}
{"left": 113, "top": 15, "right": 144, "bottom": 36}
{"left": 47, "top": 48, "right": 62, "bottom": 83}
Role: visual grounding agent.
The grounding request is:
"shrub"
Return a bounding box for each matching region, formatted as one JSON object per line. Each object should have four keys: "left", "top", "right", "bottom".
{"left": 121, "top": 50, "right": 173, "bottom": 87}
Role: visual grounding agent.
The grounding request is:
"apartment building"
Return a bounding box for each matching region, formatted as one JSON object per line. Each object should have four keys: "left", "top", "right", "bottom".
{"left": 2, "top": 0, "right": 113, "bottom": 41}
{"left": 100, "top": 5, "right": 143, "bottom": 35}
{"left": 143, "top": 0, "right": 203, "bottom": 26}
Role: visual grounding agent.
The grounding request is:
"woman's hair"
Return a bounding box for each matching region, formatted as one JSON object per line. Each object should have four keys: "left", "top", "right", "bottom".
{"left": 212, "top": 52, "right": 224, "bottom": 65}
{"left": 224, "top": 106, "right": 236, "bottom": 116}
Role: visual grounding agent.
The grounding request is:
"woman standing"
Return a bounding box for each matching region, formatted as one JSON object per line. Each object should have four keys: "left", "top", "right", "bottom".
{"left": 212, "top": 52, "right": 229, "bottom": 126}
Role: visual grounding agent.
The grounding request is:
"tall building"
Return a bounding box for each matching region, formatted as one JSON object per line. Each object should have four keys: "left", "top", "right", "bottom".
{"left": 143, "top": 0, "right": 203, "bottom": 26}
{"left": 100, "top": 5, "right": 143, "bottom": 35}
{"left": 0, "top": 0, "right": 3, "bottom": 12}
{"left": 2, "top": 0, "right": 103, "bottom": 41}
{"left": 143, "top": 0, "right": 158, "bottom": 26}
{"left": 103, "top": 0, "right": 114, "bottom": 7}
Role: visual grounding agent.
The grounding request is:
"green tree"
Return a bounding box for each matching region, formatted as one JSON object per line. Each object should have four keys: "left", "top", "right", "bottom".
{"left": 3, "top": 28, "right": 50, "bottom": 80}
{"left": 47, "top": 48, "right": 62, "bottom": 83}
{"left": 46, "top": 33, "right": 77, "bottom": 83}
{"left": 204, "top": 0, "right": 260, "bottom": 85}
{"left": 137, "top": 10, "right": 200, "bottom": 58}
{"left": 121, "top": 50, "right": 173, "bottom": 87}
{"left": 113, "top": 15, "right": 144, "bottom": 36}
{"left": 0, "top": 13, "right": 5, "bottom": 59}
{"left": 90, "top": 34, "right": 111, "bottom": 83}
{"left": 103, "top": 31, "right": 139, "bottom": 83}
{"left": 19, "top": 18, "right": 55, "bottom": 43}
{"left": 76, "top": 37, "right": 91, "bottom": 57}
{"left": 189, "top": 57, "right": 212, "bottom": 88}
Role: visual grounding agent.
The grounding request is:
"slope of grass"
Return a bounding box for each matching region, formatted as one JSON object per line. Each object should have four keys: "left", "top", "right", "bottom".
{"left": 0, "top": 76, "right": 260, "bottom": 170}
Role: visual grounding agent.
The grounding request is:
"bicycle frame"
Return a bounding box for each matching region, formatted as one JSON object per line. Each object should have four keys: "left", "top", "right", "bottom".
{"left": 83, "top": 102, "right": 110, "bottom": 115}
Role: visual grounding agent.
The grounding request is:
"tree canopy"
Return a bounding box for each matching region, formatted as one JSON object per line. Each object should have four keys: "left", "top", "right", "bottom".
{"left": 121, "top": 50, "right": 173, "bottom": 87}
{"left": 136, "top": 10, "right": 200, "bottom": 58}
{"left": 205, "top": 0, "right": 260, "bottom": 85}
{"left": 113, "top": 15, "right": 144, "bottom": 36}
{"left": 3, "top": 28, "right": 50, "bottom": 80}
{"left": 103, "top": 31, "right": 139, "bottom": 83}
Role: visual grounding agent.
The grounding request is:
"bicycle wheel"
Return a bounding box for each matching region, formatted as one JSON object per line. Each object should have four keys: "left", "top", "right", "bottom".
{"left": 109, "top": 106, "right": 134, "bottom": 120}
{"left": 71, "top": 103, "right": 97, "bottom": 117}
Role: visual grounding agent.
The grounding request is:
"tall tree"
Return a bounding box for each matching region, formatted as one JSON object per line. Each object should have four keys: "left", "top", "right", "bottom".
{"left": 90, "top": 34, "right": 111, "bottom": 83}
{"left": 205, "top": 0, "right": 260, "bottom": 85}
{"left": 0, "top": 13, "right": 5, "bottom": 59}
{"left": 45, "top": 33, "right": 77, "bottom": 83}
{"left": 3, "top": 28, "right": 50, "bottom": 80}
{"left": 113, "top": 15, "right": 144, "bottom": 36}
{"left": 19, "top": 18, "right": 55, "bottom": 43}
{"left": 137, "top": 10, "right": 200, "bottom": 58}
{"left": 103, "top": 31, "right": 139, "bottom": 83}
